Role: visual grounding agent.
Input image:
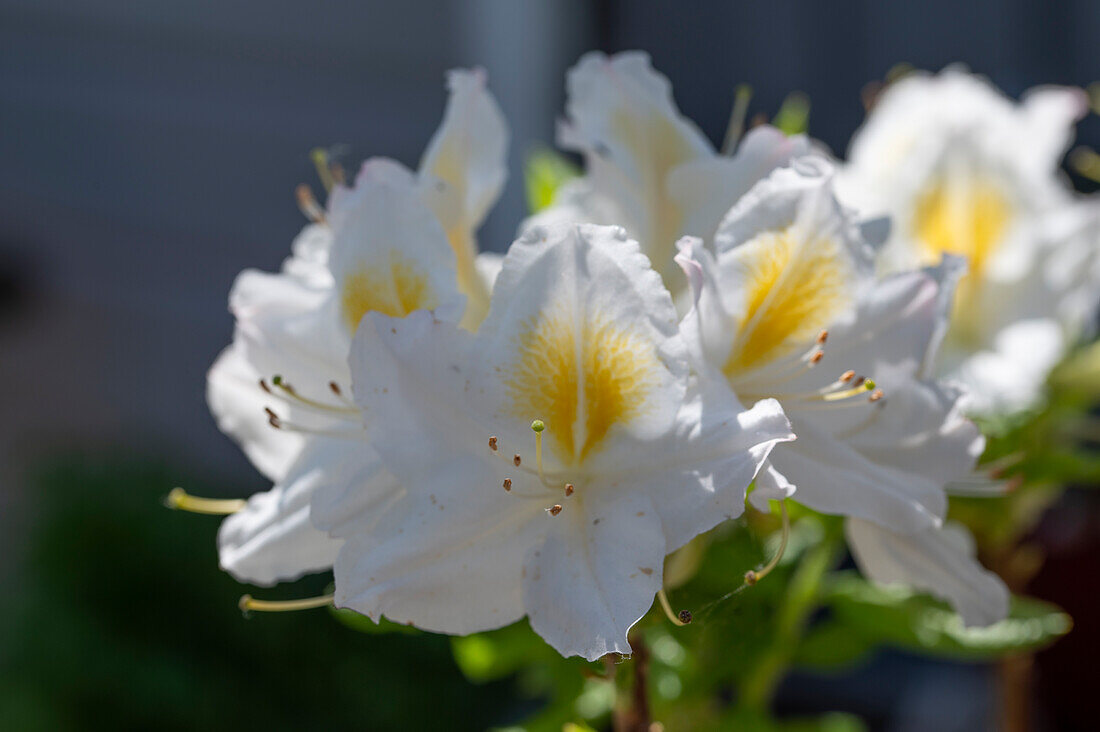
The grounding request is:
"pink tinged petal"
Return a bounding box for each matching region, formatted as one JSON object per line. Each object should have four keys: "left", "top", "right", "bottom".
{"left": 846, "top": 518, "right": 1010, "bottom": 627}
{"left": 523, "top": 492, "right": 666, "bottom": 661}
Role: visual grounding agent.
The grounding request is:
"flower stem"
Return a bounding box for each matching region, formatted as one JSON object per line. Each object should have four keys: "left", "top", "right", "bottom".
{"left": 739, "top": 534, "right": 840, "bottom": 711}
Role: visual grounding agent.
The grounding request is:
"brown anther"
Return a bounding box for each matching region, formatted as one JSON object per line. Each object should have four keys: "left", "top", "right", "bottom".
{"left": 502, "top": 478, "right": 512, "bottom": 492}
{"left": 744, "top": 570, "right": 758, "bottom": 586}
{"left": 678, "top": 610, "right": 693, "bottom": 625}
{"left": 328, "top": 381, "right": 342, "bottom": 396}
{"left": 564, "top": 483, "right": 575, "bottom": 497}
{"left": 267, "top": 414, "right": 282, "bottom": 429}
{"left": 488, "top": 436, "right": 498, "bottom": 451}
{"left": 809, "top": 350, "right": 824, "bottom": 365}
{"left": 259, "top": 378, "right": 272, "bottom": 394}
{"left": 264, "top": 407, "right": 278, "bottom": 419}
{"left": 840, "top": 370, "right": 856, "bottom": 383}
{"left": 513, "top": 454, "right": 522, "bottom": 467}
{"left": 816, "top": 329, "right": 829, "bottom": 345}
{"left": 548, "top": 504, "right": 563, "bottom": 516}
{"left": 868, "top": 389, "right": 884, "bottom": 403}
{"left": 852, "top": 376, "right": 865, "bottom": 388}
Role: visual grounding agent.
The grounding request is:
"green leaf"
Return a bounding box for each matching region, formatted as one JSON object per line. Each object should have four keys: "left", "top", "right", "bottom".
{"left": 524, "top": 148, "right": 579, "bottom": 214}
{"left": 823, "top": 572, "right": 1072, "bottom": 660}
{"left": 793, "top": 619, "right": 873, "bottom": 671}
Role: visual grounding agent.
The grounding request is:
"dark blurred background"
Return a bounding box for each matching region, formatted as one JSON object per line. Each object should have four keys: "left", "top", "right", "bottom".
{"left": 1, "top": 1, "right": 1098, "bottom": 729}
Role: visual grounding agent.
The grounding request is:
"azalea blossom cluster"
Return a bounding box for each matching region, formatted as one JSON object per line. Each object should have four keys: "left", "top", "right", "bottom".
{"left": 182, "top": 54, "right": 1099, "bottom": 661}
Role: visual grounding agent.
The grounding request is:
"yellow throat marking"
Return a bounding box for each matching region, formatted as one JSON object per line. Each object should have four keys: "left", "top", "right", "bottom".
{"left": 505, "top": 310, "right": 657, "bottom": 464}
{"left": 913, "top": 176, "right": 1012, "bottom": 280}
{"left": 340, "top": 251, "right": 438, "bottom": 331}
{"left": 724, "top": 228, "right": 852, "bottom": 376}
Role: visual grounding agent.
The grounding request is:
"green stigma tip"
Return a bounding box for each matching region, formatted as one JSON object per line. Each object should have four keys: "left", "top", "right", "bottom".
{"left": 863, "top": 379, "right": 876, "bottom": 390}
{"left": 531, "top": 419, "right": 545, "bottom": 433}
{"left": 272, "top": 375, "right": 283, "bottom": 386}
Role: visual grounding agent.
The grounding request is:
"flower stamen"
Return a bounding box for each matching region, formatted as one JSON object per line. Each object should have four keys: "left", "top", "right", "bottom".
{"left": 657, "top": 588, "right": 692, "bottom": 627}
{"left": 239, "top": 593, "right": 334, "bottom": 614}
{"left": 165, "top": 487, "right": 246, "bottom": 515}
{"left": 744, "top": 500, "right": 790, "bottom": 586}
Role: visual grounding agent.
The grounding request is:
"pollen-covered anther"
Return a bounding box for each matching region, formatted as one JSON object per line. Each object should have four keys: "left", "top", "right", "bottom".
{"left": 547, "top": 504, "right": 563, "bottom": 516}
{"left": 488, "top": 436, "right": 498, "bottom": 452}
{"left": 564, "top": 483, "right": 575, "bottom": 497}
{"left": 513, "top": 454, "right": 522, "bottom": 467}
{"left": 816, "top": 329, "right": 828, "bottom": 345}
{"left": 503, "top": 478, "right": 512, "bottom": 492}
{"left": 259, "top": 378, "right": 272, "bottom": 394}
{"left": 840, "top": 370, "right": 856, "bottom": 383}
{"left": 809, "top": 350, "right": 824, "bottom": 365}
{"left": 868, "top": 389, "right": 884, "bottom": 403}
{"left": 328, "top": 381, "right": 342, "bottom": 396}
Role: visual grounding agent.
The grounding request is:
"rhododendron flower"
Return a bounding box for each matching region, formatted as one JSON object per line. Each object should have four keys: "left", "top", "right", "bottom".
{"left": 839, "top": 68, "right": 1095, "bottom": 414}
{"left": 528, "top": 51, "right": 810, "bottom": 292}
{"left": 325, "top": 223, "right": 794, "bottom": 660}
{"left": 676, "top": 159, "right": 1008, "bottom": 625}
{"left": 203, "top": 70, "right": 507, "bottom": 585}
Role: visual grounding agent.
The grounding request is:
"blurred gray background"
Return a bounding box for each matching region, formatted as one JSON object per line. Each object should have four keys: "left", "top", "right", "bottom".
{"left": 2, "top": 2, "right": 1098, "bottom": 729}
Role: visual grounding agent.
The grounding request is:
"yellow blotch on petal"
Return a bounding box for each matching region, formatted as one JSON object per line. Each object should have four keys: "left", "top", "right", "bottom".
{"left": 913, "top": 177, "right": 1012, "bottom": 280}
{"left": 340, "top": 251, "right": 438, "bottom": 331}
{"left": 725, "top": 228, "right": 853, "bottom": 375}
{"left": 505, "top": 310, "right": 657, "bottom": 464}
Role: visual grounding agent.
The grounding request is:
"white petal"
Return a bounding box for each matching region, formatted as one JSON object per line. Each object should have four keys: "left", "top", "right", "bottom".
{"left": 846, "top": 518, "right": 1010, "bottom": 627}
{"left": 327, "top": 158, "right": 466, "bottom": 334}
{"left": 207, "top": 263, "right": 346, "bottom": 482}
{"left": 750, "top": 460, "right": 797, "bottom": 512}
{"left": 524, "top": 491, "right": 666, "bottom": 661}
{"left": 333, "top": 481, "right": 542, "bottom": 635}
{"left": 217, "top": 439, "right": 352, "bottom": 585}
{"left": 559, "top": 51, "right": 712, "bottom": 280}
{"left": 474, "top": 223, "right": 688, "bottom": 470}
{"left": 419, "top": 68, "right": 509, "bottom": 230}
{"left": 609, "top": 384, "right": 793, "bottom": 551}
{"left": 207, "top": 340, "right": 307, "bottom": 482}
{"left": 340, "top": 310, "right": 543, "bottom": 633}
{"left": 668, "top": 125, "right": 812, "bottom": 244}
{"left": 768, "top": 416, "right": 947, "bottom": 533}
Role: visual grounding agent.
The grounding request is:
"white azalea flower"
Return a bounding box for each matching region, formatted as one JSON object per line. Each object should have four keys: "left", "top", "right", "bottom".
{"left": 325, "top": 223, "right": 794, "bottom": 660}
{"left": 839, "top": 67, "right": 1093, "bottom": 414}
{"left": 676, "top": 158, "right": 1009, "bottom": 625}
{"left": 203, "top": 70, "right": 508, "bottom": 585}
{"left": 529, "top": 51, "right": 810, "bottom": 289}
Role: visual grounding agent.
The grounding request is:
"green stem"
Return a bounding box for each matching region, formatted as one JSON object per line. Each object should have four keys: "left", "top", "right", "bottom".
{"left": 739, "top": 534, "right": 841, "bottom": 711}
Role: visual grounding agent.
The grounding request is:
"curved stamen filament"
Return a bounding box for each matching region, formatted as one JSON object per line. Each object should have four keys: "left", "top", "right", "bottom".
{"left": 745, "top": 500, "right": 790, "bottom": 586}
{"left": 265, "top": 376, "right": 358, "bottom": 415}
{"left": 166, "top": 487, "right": 246, "bottom": 515}
{"left": 239, "top": 593, "right": 334, "bottom": 613}
{"left": 295, "top": 184, "right": 326, "bottom": 223}
{"left": 657, "top": 588, "right": 692, "bottom": 627}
